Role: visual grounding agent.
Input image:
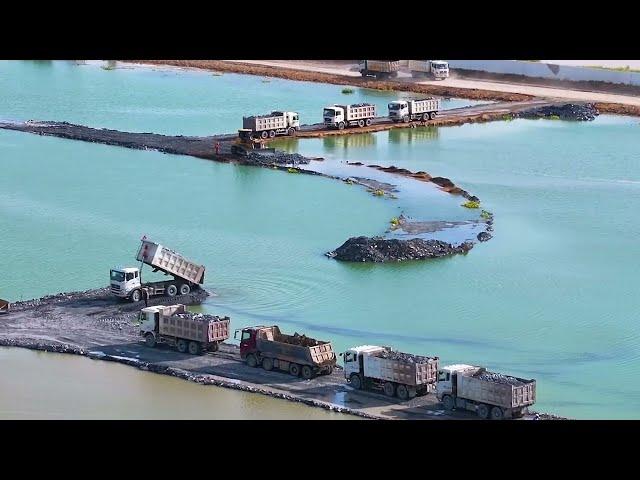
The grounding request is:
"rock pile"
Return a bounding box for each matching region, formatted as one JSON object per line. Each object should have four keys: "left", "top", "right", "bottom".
{"left": 516, "top": 103, "right": 599, "bottom": 121}
{"left": 473, "top": 368, "right": 527, "bottom": 386}
{"left": 175, "top": 312, "right": 229, "bottom": 323}
{"left": 377, "top": 349, "right": 437, "bottom": 364}
{"left": 246, "top": 151, "right": 310, "bottom": 166}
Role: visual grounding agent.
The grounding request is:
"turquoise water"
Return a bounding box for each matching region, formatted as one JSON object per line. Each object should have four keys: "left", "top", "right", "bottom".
{"left": 1, "top": 60, "right": 639, "bottom": 419}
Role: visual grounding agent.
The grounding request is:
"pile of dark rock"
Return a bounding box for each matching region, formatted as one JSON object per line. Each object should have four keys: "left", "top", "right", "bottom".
{"left": 246, "top": 151, "right": 310, "bottom": 166}
{"left": 326, "top": 236, "right": 474, "bottom": 262}
{"left": 377, "top": 349, "right": 437, "bottom": 364}
{"left": 516, "top": 103, "right": 599, "bottom": 121}
{"left": 175, "top": 312, "right": 229, "bottom": 323}
{"left": 472, "top": 368, "right": 527, "bottom": 386}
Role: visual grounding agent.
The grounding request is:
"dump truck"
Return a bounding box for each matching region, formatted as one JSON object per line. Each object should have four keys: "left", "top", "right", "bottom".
{"left": 388, "top": 98, "right": 441, "bottom": 122}
{"left": 436, "top": 364, "right": 536, "bottom": 419}
{"left": 358, "top": 60, "right": 400, "bottom": 79}
{"left": 235, "top": 325, "right": 336, "bottom": 379}
{"left": 342, "top": 345, "right": 439, "bottom": 400}
{"left": 110, "top": 237, "right": 205, "bottom": 302}
{"left": 139, "top": 304, "right": 230, "bottom": 355}
{"left": 323, "top": 103, "right": 376, "bottom": 130}
{"left": 0, "top": 298, "right": 9, "bottom": 314}
{"left": 408, "top": 60, "right": 450, "bottom": 79}
{"left": 242, "top": 111, "right": 300, "bottom": 139}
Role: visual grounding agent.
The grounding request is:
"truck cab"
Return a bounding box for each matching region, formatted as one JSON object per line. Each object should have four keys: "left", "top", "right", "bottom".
{"left": 284, "top": 111, "right": 300, "bottom": 129}
{"left": 388, "top": 101, "right": 409, "bottom": 121}
{"left": 234, "top": 326, "right": 260, "bottom": 359}
{"left": 436, "top": 364, "right": 476, "bottom": 400}
{"left": 342, "top": 345, "right": 386, "bottom": 379}
{"left": 323, "top": 105, "right": 344, "bottom": 126}
{"left": 139, "top": 305, "right": 162, "bottom": 336}
{"left": 110, "top": 266, "right": 141, "bottom": 299}
{"left": 430, "top": 60, "right": 449, "bottom": 79}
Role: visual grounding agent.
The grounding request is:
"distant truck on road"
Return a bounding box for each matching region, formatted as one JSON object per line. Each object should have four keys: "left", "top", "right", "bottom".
{"left": 408, "top": 60, "right": 450, "bottom": 79}
{"left": 436, "top": 364, "right": 536, "bottom": 419}
{"left": 139, "top": 304, "right": 230, "bottom": 355}
{"left": 323, "top": 103, "right": 376, "bottom": 130}
{"left": 358, "top": 60, "right": 400, "bottom": 79}
{"left": 242, "top": 111, "right": 300, "bottom": 139}
{"left": 343, "top": 345, "right": 439, "bottom": 400}
{"left": 110, "top": 238, "right": 205, "bottom": 302}
{"left": 236, "top": 325, "right": 336, "bottom": 379}
{"left": 388, "top": 98, "right": 441, "bottom": 122}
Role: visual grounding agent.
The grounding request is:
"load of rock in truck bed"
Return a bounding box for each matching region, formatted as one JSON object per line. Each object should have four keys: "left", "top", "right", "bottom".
{"left": 472, "top": 367, "right": 528, "bottom": 386}
{"left": 173, "top": 312, "right": 229, "bottom": 322}
{"left": 277, "top": 332, "right": 323, "bottom": 347}
{"left": 377, "top": 350, "right": 437, "bottom": 364}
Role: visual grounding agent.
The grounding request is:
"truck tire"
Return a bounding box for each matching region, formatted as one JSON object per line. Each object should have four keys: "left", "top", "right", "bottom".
{"left": 442, "top": 395, "right": 454, "bottom": 411}
{"left": 358, "top": 119, "right": 365, "bottom": 128}
{"left": 289, "top": 363, "right": 300, "bottom": 377}
{"left": 477, "top": 404, "right": 490, "bottom": 419}
{"left": 402, "top": 116, "right": 409, "bottom": 123}
{"left": 301, "top": 365, "right": 314, "bottom": 380}
{"left": 131, "top": 289, "right": 142, "bottom": 303}
{"left": 261, "top": 131, "right": 269, "bottom": 139}
{"left": 408, "top": 386, "right": 417, "bottom": 399}
{"left": 179, "top": 284, "right": 190, "bottom": 295}
{"left": 166, "top": 284, "right": 177, "bottom": 297}
{"left": 145, "top": 333, "right": 156, "bottom": 348}
{"left": 383, "top": 382, "right": 396, "bottom": 397}
{"left": 396, "top": 384, "right": 409, "bottom": 401}
{"left": 269, "top": 130, "right": 276, "bottom": 138}
{"left": 338, "top": 122, "right": 345, "bottom": 130}
{"left": 188, "top": 341, "right": 201, "bottom": 355}
{"left": 423, "top": 113, "right": 430, "bottom": 122}
{"left": 349, "top": 374, "right": 362, "bottom": 390}
{"left": 211, "top": 342, "right": 219, "bottom": 352}
{"left": 177, "top": 339, "right": 188, "bottom": 353}
{"left": 390, "top": 71, "right": 398, "bottom": 78}
{"left": 288, "top": 127, "right": 296, "bottom": 136}
{"left": 491, "top": 406, "right": 504, "bottom": 420}
{"left": 246, "top": 354, "right": 258, "bottom": 368}
{"left": 324, "top": 365, "right": 333, "bottom": 375}
{"left": 262, "top": 357, "right": 273, "bottom": 371}
{"left": 365, "top": 118, "right": 372, "bottom": 126}
{"left": 429, "top": 111, "right": 437, "bottom": 120}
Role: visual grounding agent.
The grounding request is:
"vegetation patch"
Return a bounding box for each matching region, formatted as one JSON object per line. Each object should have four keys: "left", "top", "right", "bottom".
{"left": 462, "top": 200, "right": 481, "bottom": 209}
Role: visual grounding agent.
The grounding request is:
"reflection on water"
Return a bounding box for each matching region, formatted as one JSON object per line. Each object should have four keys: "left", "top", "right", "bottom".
{"left": 388, "top": 126, "right": 439, "bottom": 144}
{"left": 322, "top": 133, "right": 377, "bottom": 151}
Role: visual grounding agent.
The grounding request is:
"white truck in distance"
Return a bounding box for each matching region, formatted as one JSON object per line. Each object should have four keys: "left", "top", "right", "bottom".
{"left": 110, "top": 238, "right": 205, "bottom": 302}
{"left": 408, "top": 60, "right": 450, "bottom": 79}
{"left": 323, "top": 103, "right": 376, "bottom": 130}
{"left": 242, "top": 111, "right": 299, "bottom": 139}
{"left": 436, "top": 364, "right": 536, "bottom": 420}
{"left": 358, "top": 60, "right": 400, "bottom": 79}
{"left": 388, "top": 98, "right": 441, "bottom": 122}
{"left": 343, "top": 345, "right": 439, "bottom": 400}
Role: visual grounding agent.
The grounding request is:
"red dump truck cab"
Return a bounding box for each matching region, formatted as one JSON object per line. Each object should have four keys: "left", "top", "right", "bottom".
{"left": 238, "top": 326, "right": 259, "bottom": 358}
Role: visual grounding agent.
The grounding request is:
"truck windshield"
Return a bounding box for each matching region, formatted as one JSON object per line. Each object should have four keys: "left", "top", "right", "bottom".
{"left": 388, "top": 103, "right": 401, "bottom": 110}
{"left": 110, "top": 270, "right": 125, "bottom": 282}
{"left": 323, "top": 108, "right": 336, "bottom": 117}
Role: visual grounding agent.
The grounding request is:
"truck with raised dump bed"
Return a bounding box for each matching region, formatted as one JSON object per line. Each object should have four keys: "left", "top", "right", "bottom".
{"left": 139, "top": 304, "right": 230, "bottom": 355}
{"left": 408, "top": 60, "right": 450, "bottom": 79}
{"left": 358, "top": 60, "right": 400, "bottom": 79}
{"left": 242, "top": 111, "right": 300, "bottom": 139}
{"left": 110, "top": 237, "right": 205, "bottom": 302}
{"left": 235, "top": 325, "right": 337, "bottom": 379}
{"left": 323, "top": 103, "right": 376, "bottom": 130}
{"left": 388, "top": 98, "right": 441, "bottom": 123}
{"left": 342, "top": 345, "right": 439, "bottom": 401}
{"left": 436, "top": 364, "right": 536, "bottom": 419}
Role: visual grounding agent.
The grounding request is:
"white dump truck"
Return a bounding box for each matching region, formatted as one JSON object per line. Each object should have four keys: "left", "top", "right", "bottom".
{"left": 388, "top": 98, "right": 441, "bottom": 122}
{"left": 242, "top": 111, "right": 300, "bottom": 139}
{"left": 408, "top": 60, "right": 450, "bottom": 79}
{"left": 358, "top": 60, "right": 400, "bottom": 79}
{"left": 110, "top": 238, "right": 205, "bottom": 302}
{"left": 436, "top": 364, "right": 536, "bottom": 419}
{"left": 139, "top": 304, "right": 230, "bottom": 355}
{"left": 323, "top": 103, "right": 376, "bottom": 130}
{"left": 343, "top": 345, "right": 439, "bottom": 401}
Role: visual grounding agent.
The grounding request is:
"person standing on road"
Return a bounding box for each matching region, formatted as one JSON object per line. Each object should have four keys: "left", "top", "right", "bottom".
{"left": 215, "top": 141, "right": 221, "bottom": 155}
{"left": 142, "top": 288, "right": 149, "bottom": 308}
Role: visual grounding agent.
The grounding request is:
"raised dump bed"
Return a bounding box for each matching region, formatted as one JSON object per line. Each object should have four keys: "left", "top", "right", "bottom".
{"left": 0, "top": 298, "right": 9, "bottom": 313}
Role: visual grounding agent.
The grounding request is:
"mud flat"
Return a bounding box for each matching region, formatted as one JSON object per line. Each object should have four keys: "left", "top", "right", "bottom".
{"left": 0, "top": 288, "right": 562, "bottom": 420}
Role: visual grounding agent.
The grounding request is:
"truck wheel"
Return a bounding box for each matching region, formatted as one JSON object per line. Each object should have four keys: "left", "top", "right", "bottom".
{"left": 166, "top": 284, "right": 177, "bottom": 297}
{"left": 383, "top": 382, "right": 396, "bottom": 397}
{"left": 145, "top": 333, "right": 156, "bottom": 348}
{"left": 269, "top": 130, "right": 276, "bottom": 138}
{"left": 324, "top": 366, "right": 333, "bottom": 375}
{"left": 408, "top": 387, "right": 417, "bottom": 399}
{"left": 423, "top": 113, "right": 430, "bottom": 122}
{"left": 211, "top": 342, "right": 219, "bottom": 352}
{"left": 358, "top": 119, "right": 365, "bottom": 128}
{"left": 442, "top": 395, "right": 455, "bottom": 411}
{"left": 131, "top": 289, "right": 142, "bottom": 303}
{"left": 246, "top": 354, "right": 258, "bottom": 368}
{"left": 261, "top": 131, "right": 268, "bottom": 139}
{"left": 289, "top": 363, "right": 300, "bottom": 377}
{"left": 429, "top": 112, "right": 437, "bottom": 120}
{"left": 477, "top": 404, "right": 490, "bottom": 419}
{"left": 349, "top": 374, "right": 362, "bottom": 390}
{"left": 177, "top": 339, "right": 188, "bottom": 353}
{"left": 338, "top": 122, "right": 345, "bottom": 130}
{"left": 262, "top": 357, "right": 273, "bottom": 371}
{"left": 179, "top": 284, "right": 190, "bottom": 295}
{"left": 490, "top": 406, "right": 504, "bottom": 420}
{"left": 365, "top": 118, "right": 372, "bottom": 126}
{"left": 301, "top": 365, "right": 314, "bottom": 380}
{"left": 402, "top": 116, "right": 409, "bottom": 123}
{"left": 396, "top": 384, "right": 409, "bottom": 401}
{"left": 288, "top": 127, "right": 296, "bottom": 136}
{"left": 188, "top": 341, "right": 201, "bottom": 355}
